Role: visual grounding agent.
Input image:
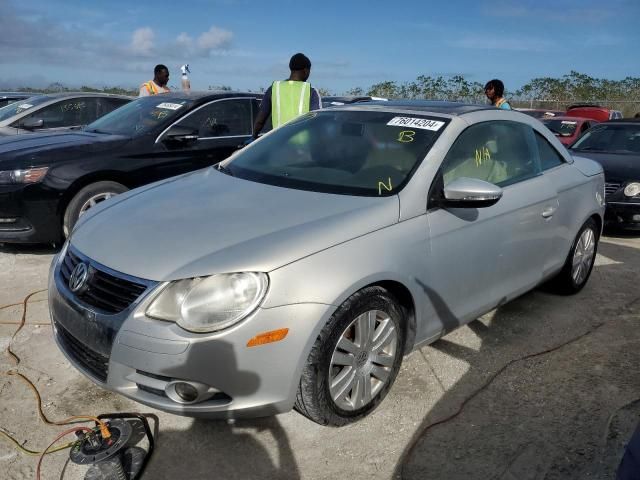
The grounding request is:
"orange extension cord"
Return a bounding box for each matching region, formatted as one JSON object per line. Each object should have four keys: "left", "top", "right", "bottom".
{"left": 1, "top": 289, "right": 111, "bottom": 477}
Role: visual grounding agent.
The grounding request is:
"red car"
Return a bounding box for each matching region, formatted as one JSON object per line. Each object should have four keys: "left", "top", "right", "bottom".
{"left": 541, "top": 116, "right": 599, "bottom": 146}
{"left": 565, "top": 104, "right": 623, "bottom": 122}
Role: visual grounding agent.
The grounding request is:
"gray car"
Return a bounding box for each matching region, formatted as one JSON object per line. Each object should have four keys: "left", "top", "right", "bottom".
{"left": 0, "top": 92, "right": 131, "bottom": 135}
{"left": 48, "top": 101, "right": 605, "bottom": 426}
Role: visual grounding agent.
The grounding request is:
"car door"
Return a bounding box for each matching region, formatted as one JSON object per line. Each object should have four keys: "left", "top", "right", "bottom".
{"left": 156, "top": 97, "right": 255, "bottom": 168}
{"left": 15, "top": 98, "right": 101, "bottom": 132}
{"left": 426, "top": 120, "right": 558, "bottom": 326}
{"left": 532, "top": 129, "right": 576, "bottom": 276}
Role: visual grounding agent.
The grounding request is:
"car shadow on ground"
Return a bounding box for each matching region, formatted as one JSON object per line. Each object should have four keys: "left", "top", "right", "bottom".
{"left": 0, "top": 242, "right": 59, "bottom": 255}
{"left": 142, "top": 339, "right": 301, "bottom": 480}
{"left": 395, "top": 240, "right": 640, "bottom": 480}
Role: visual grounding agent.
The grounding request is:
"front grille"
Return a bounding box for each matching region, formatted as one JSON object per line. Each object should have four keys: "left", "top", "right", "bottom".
{"left": 56, "top": 321, "right": 109, "bottom": 382}
{"left": 60, "top": 248, "right": 148, "bottom": 314}
{"left": 605, "top": 182, "right": 621, "bottom": 197}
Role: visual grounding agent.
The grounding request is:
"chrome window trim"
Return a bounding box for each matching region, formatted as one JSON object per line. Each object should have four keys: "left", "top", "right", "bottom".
{"left": 154, "top": 97, "right": 258, "bottom": 144}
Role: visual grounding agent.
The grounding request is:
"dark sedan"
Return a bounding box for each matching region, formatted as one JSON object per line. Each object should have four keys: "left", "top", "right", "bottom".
{"left": 0, "top": 91, "right": 262, "bottom": 244}
{"left": 0, "top": 92, "right": 35, "bottom": 108}
{"left": 569, "top": 119, "right": 640, "bottom": 230}
{"left": 0, "top": 93, "right": 131, "bottom": 136}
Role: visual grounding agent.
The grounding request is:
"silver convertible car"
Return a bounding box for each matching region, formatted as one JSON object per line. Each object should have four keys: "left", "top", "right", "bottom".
{"left": 49, "top": 101, "right": 605, "bottom": 426}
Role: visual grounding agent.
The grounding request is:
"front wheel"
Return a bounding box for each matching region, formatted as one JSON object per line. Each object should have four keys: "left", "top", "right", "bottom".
{"left": 295, "top": 286, "right": 406, "bottom": 426}
{"left": 63, "top": 181, "right": 128, "bottom": 237}
{"left": 548, "top": 218, "right": 599, "bottom": 295}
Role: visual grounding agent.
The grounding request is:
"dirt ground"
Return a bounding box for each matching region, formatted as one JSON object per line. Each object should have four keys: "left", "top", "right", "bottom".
{"left": 0, "top": 232, "right": 639, "bottom": 480}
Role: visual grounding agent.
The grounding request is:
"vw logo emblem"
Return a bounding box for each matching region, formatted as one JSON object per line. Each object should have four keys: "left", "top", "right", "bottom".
{"left": 69, "top": 262, "right": 90, "bottom": 294}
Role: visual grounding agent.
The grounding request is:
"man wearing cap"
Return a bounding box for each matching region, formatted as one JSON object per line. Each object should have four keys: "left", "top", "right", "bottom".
{"left": 253, "top": 53, "right": 321, "bottom": 138}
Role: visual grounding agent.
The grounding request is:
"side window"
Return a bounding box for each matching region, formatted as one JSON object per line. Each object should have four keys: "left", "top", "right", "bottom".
{"left": 252, "top": 98, "right": 271, "bottom": 134}
{"left": 98, "top": 98, "right": 129, "bottom": 118}
{"left": 535, "top": 131, "right": 566, "bottom": 170}
{"left": 17, "top": 98, "right": 97, "bottom": 128}
{"left": 176, "top": 99, "right": 252, "bottom": 138}
{"left": 441, "top": 121, "right": 538, "bottom": 187}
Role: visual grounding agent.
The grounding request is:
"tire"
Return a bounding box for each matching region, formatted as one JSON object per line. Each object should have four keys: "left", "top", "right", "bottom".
{"left": 295, "top": 286, "right": 406, "bottom": 426}
{"left": 548, "top": 218, "right": 599, "bottom": 295}
{"left": 63, "top": 181, "right": 128, "bottom": 237}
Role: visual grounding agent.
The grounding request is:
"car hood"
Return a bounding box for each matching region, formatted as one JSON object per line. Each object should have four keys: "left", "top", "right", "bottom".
{"left": 572, "top": 151, "right": 640, "bottom": 182}
{"left": 0, "top": 131, "right": 130, "bottom": 166}
{"left": 71, "top": 168, "right": 400, "bottom": 281}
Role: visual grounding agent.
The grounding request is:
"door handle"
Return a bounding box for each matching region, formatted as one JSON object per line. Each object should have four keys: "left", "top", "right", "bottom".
{"left": 541, "top": 206, "right": 556, "bottom": 218}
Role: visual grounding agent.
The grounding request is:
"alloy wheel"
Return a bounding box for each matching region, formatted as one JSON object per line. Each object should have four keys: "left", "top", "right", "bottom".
{"left": 329, "top": 309, "right": 398, "bottom": 411}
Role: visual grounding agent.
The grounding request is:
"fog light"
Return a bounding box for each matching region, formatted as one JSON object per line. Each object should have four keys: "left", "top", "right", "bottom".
{"left": 0, "top": 218, "right": 17, "bottom": 223}
{"left": 632, "top": 214, "right": 640, "bottom": 222}
{"left": 174, "top": 382, "right": 198, "bottom": 402}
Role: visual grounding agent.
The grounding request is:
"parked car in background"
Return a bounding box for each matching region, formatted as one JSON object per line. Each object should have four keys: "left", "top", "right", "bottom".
{"left": 542, "top": 116, "right": 598, "bottom": 146}
{"left": 322, "top": 95, "right": 387, "bottom": 108}
{"left": 516, "top": 108, "right": 564, "bottom": 119}
{"left": 0, "top": 92, "right": 35, "bottom": 108}
{"left": 0, "top": 91, "right": 262, "bottom": 244}
{"left": 0, "top": 93, "right": 132, "bottom": 136}
{"left": 569, "top": 119, "right": 640, "bottom": 229}
{"left": 49, "top": 101, "right": 604, "bottom": 426}
{"left": 566, "top": 104, "right": 623, "bottom": 122}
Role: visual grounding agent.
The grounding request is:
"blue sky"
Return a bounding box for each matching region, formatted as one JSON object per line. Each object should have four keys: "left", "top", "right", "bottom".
{"left": 1, "top": 0, "right": 638, "bottom": 94}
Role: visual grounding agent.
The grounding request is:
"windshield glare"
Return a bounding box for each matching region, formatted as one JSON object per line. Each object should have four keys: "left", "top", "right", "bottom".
{"left": 543, "top": 119, "right": 577, "bottom": 137}
{"left": 224, "top": 110, "right": 447, "bottom": 196}
{"left": 571, "top": 124, "right": 640, "bottom": 153}
{"left": 85, "top": 96, "right": 194, "bottom": 136}
{"left": 0, "top": 95, "right": 50, "bottom": 122}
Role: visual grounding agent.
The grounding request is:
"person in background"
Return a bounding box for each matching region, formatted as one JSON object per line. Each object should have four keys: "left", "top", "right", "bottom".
{"left": 484, "top": 79, "right": 511, "bottom": 110}
{"left": 253, "top": 53, "right": 321, "bottom": 138}
{"left": 139, "top": 65, "right": 170, "bottom": 97}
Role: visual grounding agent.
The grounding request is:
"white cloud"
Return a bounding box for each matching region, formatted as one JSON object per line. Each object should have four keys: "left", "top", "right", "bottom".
{"left": 197, "top": 26, "right": 233, "bottom": 50}
{"left": 130, "top": 27, "right": 155, "bottom": 56}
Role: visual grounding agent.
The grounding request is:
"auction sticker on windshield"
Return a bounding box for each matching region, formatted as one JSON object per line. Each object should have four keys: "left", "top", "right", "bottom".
{"left": 16, "top": 104, "right": 33, "bottom": 110}
{"left": 387, "top": 117, "right": 445, "bottom": 131}
{"left": 156, "top": 102, "right": 183, "bottom": 110}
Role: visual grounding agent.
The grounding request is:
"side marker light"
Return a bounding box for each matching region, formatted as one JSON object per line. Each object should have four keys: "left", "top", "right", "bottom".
{"left": 246, "top": 328, "right": 289, "bottom": 347}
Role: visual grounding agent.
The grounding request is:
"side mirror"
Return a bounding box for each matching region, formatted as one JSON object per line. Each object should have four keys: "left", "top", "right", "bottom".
{"left": 21, "top": 118, "right": 44, "bottom": 130}
{"left": 163, "top": 125, "right": 199, "bottom": 144}
{"left": 441, "top": 177, "right": 503, "bottom": 208}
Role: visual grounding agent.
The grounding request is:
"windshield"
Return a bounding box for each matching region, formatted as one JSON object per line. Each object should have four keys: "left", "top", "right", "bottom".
{"left": 85, "top": 96, "right": 194, "bottom": 136}
{"left": 0, "top": 95, "right": 50, "bottom": 122}
{"left": 543, "top": 119, "right": 578, "bottom": 137}
{"left": 571, "top": 124, "right": 640, "bottom": 154}
{"left": 223, "top": 110, "right": 448, "bottom": 196}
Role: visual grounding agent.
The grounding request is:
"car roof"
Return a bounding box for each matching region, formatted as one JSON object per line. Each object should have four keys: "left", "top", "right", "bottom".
{"left": 541, "top": 116, "right": 593, "bottom": 122}
{"left": 0, "top": 92, "right": 34, "bottom": 99}
{"left": 603, "top": 118, "right": 640, "bottom": 124}
{"left": 150, "top": 91, "right": 261, "bottom": 102}
{"left": 346, "top": 100, "right": 495, "bottom": 115}
{"left": 23, "top": 92, "right": 134, "bottom": 100}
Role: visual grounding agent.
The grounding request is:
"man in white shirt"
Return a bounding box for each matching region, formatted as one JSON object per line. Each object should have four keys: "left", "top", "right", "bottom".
{"left": 139, "top": 64, "right": 171, "bottom": 97}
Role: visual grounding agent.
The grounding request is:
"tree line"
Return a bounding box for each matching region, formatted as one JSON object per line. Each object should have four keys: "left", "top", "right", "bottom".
{"left": 11, "top": 71, "right": 640, "bottom": 115}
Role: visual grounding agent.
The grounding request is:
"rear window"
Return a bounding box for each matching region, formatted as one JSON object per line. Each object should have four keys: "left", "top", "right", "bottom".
{"left": 543, "top": 119, "right": 578, "bottom": 137}
{"left": 224, "top": 110, "right": 448, "bottom": 196}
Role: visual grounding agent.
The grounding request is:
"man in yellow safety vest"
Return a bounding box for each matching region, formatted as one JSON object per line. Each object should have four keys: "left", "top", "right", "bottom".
{"left": 139, "top": 64, "right": 171, "bottom": 97}
{"left": 253, "top": 53, "right": 321, "bottom": 138}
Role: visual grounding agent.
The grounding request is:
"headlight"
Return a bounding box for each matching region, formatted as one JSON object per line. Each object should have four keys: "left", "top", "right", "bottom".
{"left": 146, "top": 272, "right": 268, "bottom": 333}
{"left": 0, "top": 167, "right": 48, "bottom": 185}
{"left": 623, "top": 182, "right": 640, "bottom": 197}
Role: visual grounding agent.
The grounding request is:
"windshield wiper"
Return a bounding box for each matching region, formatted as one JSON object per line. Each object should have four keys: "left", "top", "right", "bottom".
{"left": 217, "top": 163, "right": 234, "bottom": 176}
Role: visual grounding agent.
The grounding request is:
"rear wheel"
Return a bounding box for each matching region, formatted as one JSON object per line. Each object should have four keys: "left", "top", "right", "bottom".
{"left": 63, "top": 181, "right": 128, "bottom": 237}
{"left": 548, "top": 218, "right": 599, "bottom": 294}
{"left": 295, "top": 286, "right": 405, "bottom": 426}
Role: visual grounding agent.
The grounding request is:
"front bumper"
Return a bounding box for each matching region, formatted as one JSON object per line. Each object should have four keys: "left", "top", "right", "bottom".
{"left": 0, "top": 183, "right": 62, "bottom": 243}
{"left": 48, "top": 246, "right": 333, "bottom": 419}
{"left": 605, "top": 201, "right": 640, "bottom": 230}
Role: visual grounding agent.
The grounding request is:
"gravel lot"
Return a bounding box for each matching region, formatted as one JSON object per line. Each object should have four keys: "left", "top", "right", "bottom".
{"left": 1, "top": 232, "right": 639, "bottom": 479}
